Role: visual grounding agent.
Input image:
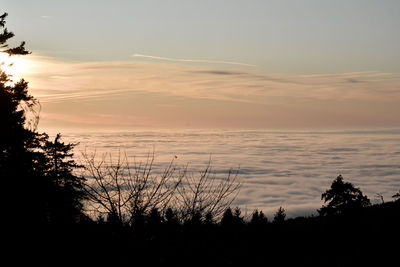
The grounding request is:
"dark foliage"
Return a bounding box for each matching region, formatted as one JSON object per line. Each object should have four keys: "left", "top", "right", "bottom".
{"left": 220, "top": 207, "right": 244, "bottom": 228}
{"left": 319, "top": 174, "right": 371, "bottom": 216}
{"left": 1, "top": 13, "right": 85, "bottom": 226}
{"left": 23, "top": 200, "right": 398, "bottom": 266}
{"left": 273, "top": 206, "right": 286, "bottom": 223}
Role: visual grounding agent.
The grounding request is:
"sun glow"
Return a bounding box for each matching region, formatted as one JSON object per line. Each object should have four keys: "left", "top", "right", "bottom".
{"left": 0, "top": 52, "right": 30, "bottom": 82}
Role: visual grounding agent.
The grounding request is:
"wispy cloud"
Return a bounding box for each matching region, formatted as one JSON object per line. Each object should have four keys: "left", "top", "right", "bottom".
{"left": 132, "top": 53, "right": 256, "bottom": 67}
{"left": 26, "top": 56, "right": 400, "bottom": 104}
{"left": 21, "top": 54, "right": 400, "bottom": 129}
{"left": 40, "top": 15, "right": 53, "bottom": 20}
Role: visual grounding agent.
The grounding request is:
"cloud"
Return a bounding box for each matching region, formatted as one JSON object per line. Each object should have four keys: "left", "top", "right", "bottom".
{"left": 40, "top": 15, "right": 53, "bottom": 20}
{"left": 191, "top": 70, "right": 248, "bottom": 76}
{"left": 19, "top": 54, "right": 400, "bottom": 129}
{"left": 347, "top": 78, "right": 360, "bottom": 83}
{"left": 57, "top": 127, "right": 400, "bottom": 218}
{"left": 25, "top": 55, "right": 400, "bottom": 104}
{"left": 132, "top": 53, "right": 256, "bottom": 67}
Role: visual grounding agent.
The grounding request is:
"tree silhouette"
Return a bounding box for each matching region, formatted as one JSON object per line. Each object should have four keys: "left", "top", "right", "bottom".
{"left": 319, "top": 175, "right": 370, "bottom": 216}
{"left": 81, "top": 151, "right": 183, "bottom": 226}
{"left": 220, "top": 207, "right": 234, "bottom": 226}
{"left": 146, "top": 207, "right": 163, "bottom": 227}
{"left": 1, "top": 13, "right": 45, "bottom": 224}
{"left": 1, "top": 13, "right": 35, "bottom": 176}
{"left": 0, "top": 13, "right": 30, "bottom": 56}
{"left": 82, "top": 152, "right": 240, "bottom": 225}
{"left": 0, "top": 13, "right": 85, "bottom": 225}
{"left": 176, "top": 158, "right": 240, "bottom": 222}
{"left": 233, "top": 207, "right": 244, "bottom": 224}
{"left": 273, "top": 206, "right": 286, "bottom": 223}
{"left": 42, "top": 133, "right": 86, "bottom": 223}
{"left": 250, "top": 209, "right": 268, "bottom": 225}
{"left": 164, "top": 207, "right": 179, "bottom": 226}
{"left": 220, "top": 207, "right": 244, "bottom": 227}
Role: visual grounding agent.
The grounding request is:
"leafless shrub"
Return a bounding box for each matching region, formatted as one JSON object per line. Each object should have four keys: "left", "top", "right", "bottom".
{"left": 176, "top": 158, "right": 240, "bottom": 222}
{"left": 81, "top": 151, "right": 240, "bottom": 225}
{"left": 81, "top": 151, "right": 184, "bottom": 225}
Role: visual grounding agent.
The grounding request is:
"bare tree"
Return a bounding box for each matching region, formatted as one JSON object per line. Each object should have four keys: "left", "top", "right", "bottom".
{"left": 81, "top": 151, "right": 184, "bottom": 225}
{"left": 176, "top": 158, "right": 240, "bottom": 222}
{"left": 81, "top": 152, "right": 240, "bottom": 225}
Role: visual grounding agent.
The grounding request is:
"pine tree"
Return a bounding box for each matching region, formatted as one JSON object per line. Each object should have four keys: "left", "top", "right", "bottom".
{"left": 319, "top": 175, "right": 370, "bottom": 216}
{"left": 0, "top": 13, "right": 85, "bottom": 225}
{"left": 250, "top": 209, "right": 268, "bottom": 225}
{"left": 220, "top": 208, "right": 234, "bottom": 226}
{"left": 42, "top": 133, "right": 86, "bottom": 223}
{"left": 1, "top": 12, "right": 43, "bottom": 223}
{"left": 273, "top": 206, "right": 286, "bottom": 223}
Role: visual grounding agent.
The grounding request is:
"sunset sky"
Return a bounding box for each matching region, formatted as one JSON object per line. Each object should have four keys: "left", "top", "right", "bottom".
{"left": 2, "top": 0, "right": 400, "bottom": 131}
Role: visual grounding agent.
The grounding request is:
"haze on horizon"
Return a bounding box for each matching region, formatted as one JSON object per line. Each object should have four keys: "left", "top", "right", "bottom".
{"left": 2, "top": 0, "right": 400, "bottom": 131}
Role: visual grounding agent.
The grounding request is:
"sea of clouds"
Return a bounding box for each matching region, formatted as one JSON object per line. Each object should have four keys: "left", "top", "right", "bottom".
{"left": 61, "top": 129, "right": 400, "bottom": 219}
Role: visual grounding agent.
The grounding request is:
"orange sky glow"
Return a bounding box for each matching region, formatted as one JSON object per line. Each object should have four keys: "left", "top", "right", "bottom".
{"left": 6, "top": 54, "right": 399, "bottom": 131}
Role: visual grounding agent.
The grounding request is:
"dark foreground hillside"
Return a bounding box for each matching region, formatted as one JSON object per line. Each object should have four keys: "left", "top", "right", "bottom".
{"left": 14, "top": 200, "right": 399, "bottom": 267}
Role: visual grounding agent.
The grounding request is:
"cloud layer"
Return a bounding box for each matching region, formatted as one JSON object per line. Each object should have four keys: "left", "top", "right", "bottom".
{"left": 18, "top": 54, "right": 400, "bottom": 129}
{"left": 65, "top": 129, "right": 400, "bottom": 218}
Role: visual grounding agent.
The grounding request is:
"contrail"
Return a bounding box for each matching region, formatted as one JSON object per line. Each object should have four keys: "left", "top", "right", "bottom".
{"left": 132, "top": 53, "right": 256, "bottom": 67}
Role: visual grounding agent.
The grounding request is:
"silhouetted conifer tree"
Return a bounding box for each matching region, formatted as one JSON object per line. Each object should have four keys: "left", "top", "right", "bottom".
{"left": 220, "top": 207, "right": 244, "bottom": 227}
{"left": 319, "top": 175, "right": 370, "bottom": 216}
{"left": 42, "top": 134, "right": 86, "bottom": 223}
{"left": 147, "top": 208, "right": 163, "bottom": 226}
{"left": 204, "top": 211, "right": 214, "bottom": 225}
{"left": 0, "top": 13, "right": 85, "bottom": 225}
{"left": 186, "top": 210, "right": 202, "bottom": 225}
{"left": 250, "top": 209, "right": 268, "bottom": 225}
{"left": 233, "top": 207, "right": 244, "bottom": 225}
{"left": 165, "top": 207, "right": 179, "bottom": 225}
{"left": 273, "top": 206, "right": 286, "bottom": 223}
{"left": 220, "top": 208, "right": 234, "bottom": 226}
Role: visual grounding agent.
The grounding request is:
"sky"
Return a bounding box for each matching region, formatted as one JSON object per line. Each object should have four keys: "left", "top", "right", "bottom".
{"left": 2, "top": 0, "right": 400, "bottom": 131}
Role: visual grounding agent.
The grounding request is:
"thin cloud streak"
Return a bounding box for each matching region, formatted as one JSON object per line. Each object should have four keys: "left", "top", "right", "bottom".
{"left": 21, "top": 54, "right": 400, "bottom": 129}
{"left": 132, "top": 53, "right": 256, "bottom": 67}
{"left": 26, "top": 55, "right": 400, "bottom": 103}
{"left": 31, "top": 60, "right": 400, "bottom": 104}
